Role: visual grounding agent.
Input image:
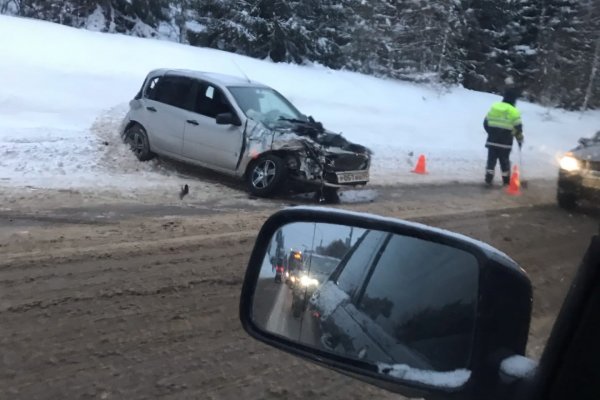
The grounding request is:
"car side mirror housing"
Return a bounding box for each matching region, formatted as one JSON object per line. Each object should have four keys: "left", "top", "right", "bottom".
{"left": 239, "top": 207, "right": 532, "bottom": 400}
{"left": 216, "top": 112, "right": 241, "bottom": 126}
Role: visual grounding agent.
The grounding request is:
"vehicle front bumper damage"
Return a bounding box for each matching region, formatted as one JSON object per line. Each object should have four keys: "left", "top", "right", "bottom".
{"left": 240, "top": 118, "right": 371, "bottom": 190}
{"left": 267, "top": 125, "right": 371, "bottom": 190}
{"left": 558, "top": 169, "right": 600, "bottom": 202}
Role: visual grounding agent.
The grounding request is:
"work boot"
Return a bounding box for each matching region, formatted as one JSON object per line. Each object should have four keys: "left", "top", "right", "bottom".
{"left": 502, "top": 175, "right": 510, "bottom": 186}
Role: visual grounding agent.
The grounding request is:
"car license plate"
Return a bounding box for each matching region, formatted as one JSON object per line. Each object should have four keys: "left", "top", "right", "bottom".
{"left": 582, "top": 176, "right": 600, "bottom": 189}
{"left": 336, "top": 171, "right": 369, "bottom": 183}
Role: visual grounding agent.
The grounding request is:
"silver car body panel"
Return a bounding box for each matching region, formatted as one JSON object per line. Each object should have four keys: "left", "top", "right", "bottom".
{"left": 143, "top": 99, "right": 187, "bottom": 157}
{"left": 181, "top": 111, "right": 244, "bottom": 171}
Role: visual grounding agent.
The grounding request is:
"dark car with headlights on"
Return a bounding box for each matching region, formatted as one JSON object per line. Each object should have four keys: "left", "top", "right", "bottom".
{"left": 557, "top": 131, "right": 600, "bottom": 209}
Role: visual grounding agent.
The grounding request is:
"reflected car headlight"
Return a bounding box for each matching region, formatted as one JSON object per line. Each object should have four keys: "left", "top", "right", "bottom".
{"left": 559, "top": 155, "right": 580, "bottom": 172}
{"left": 300, "top": 275, "right": 319, "bottom": 287}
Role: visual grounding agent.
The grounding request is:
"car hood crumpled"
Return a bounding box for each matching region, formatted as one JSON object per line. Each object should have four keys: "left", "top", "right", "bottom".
{"left": 247, "top": 118, "right": 371, "bottom": 156}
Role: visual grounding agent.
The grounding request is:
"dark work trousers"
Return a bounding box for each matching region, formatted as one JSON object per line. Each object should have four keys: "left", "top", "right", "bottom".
{"left": 485, "top": 147, "right": 511, "bottom": 184}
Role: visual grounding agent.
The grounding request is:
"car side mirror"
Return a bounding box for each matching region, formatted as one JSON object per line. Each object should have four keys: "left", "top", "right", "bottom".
{"left": 216, "top": 112, "right": 241, "bottom": 126}
{"left": 240, "top": 207, "right": 532, "bottom": 399}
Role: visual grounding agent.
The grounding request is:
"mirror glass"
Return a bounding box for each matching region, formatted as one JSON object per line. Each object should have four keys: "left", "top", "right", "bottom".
{"left": 252, "top": 222, "right": 479, "bottom": 388}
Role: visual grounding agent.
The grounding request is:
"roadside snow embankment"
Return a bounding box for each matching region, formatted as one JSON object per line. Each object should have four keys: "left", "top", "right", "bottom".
{"left": 1, "top": 15, "right": 598, "bottom": 193}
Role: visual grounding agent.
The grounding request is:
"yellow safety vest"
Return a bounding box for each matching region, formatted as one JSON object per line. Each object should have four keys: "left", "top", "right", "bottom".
{"left": 486, "top": 102, "right": 522, "bottom": 133}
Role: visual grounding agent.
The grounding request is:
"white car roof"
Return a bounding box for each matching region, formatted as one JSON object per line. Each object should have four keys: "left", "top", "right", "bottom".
{"left": 149, "top": 68, "right": 270, "bottom": 89}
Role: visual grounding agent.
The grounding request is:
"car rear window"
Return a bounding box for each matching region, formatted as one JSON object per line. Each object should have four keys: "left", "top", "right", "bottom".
{"left": 148, "top": 76, "right": 194, "bottom": 110}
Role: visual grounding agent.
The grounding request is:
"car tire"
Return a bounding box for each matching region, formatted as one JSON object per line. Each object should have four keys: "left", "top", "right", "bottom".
{"left": 557, "top": 191, "right": 577, "bottom": 210}
{"left": 247, "top": 154, "right": 287, "bottom": 197}
{"left": 125, "top": 124, "right": 154, "bottom": 161}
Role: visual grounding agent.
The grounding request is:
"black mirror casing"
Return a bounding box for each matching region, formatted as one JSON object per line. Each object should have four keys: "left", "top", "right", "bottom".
{"left": 239, "top": 207, "right": 532, "bottom": 400}
{"left": 216, "top": 112, "right": 241, "bottom": 126}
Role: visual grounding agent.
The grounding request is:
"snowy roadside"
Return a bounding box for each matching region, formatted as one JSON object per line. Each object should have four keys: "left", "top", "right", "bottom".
{"left": 1, "top": 15, "right": 598, "bottom": 197}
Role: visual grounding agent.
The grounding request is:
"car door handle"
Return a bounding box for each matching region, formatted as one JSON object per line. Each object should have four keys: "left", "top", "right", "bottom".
{"left": 186, "top": 119, "right": 199, "bottom": 126}
{"left": 146, "top": 106, "right": 157, "bottom": 112}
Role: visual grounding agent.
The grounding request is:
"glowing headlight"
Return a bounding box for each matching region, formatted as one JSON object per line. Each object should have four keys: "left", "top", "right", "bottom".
{"left": 300, "top": 275, "right": 319, "bottom": 287}
{"left": 559, "top": 155, "right": 580, "bottom": 172}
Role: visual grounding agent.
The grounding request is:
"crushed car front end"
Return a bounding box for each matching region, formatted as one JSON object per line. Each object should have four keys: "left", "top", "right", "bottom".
{"left": 241, "top": 117, "right": 371, "bottom": 191}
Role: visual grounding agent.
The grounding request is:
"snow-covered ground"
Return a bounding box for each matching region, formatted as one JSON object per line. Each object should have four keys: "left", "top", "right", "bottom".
{"left": 1, "top": 15, "right": 599, "bottom": 194}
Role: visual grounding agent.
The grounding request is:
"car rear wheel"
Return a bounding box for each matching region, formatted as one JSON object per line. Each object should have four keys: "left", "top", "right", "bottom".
{"left": 125, "top": 124, "right": 154, "bottom": 161}
{"left": 247, "top": 155, "right": 286, "bottom": 197}
{"left": 557, "top": 191, "right": 577, "bottom": 210}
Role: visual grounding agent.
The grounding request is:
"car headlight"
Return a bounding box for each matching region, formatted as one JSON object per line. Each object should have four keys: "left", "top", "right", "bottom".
{"left": 559, "top": 155, "right": 580, "bottom": 172}
{"left": 300, "top": 275, "right": 319, "bottom": 287}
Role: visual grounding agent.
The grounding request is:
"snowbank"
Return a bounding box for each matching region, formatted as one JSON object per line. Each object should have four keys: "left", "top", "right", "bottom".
{"left": 1, "top": 15, "right": 599, "bottom": 192}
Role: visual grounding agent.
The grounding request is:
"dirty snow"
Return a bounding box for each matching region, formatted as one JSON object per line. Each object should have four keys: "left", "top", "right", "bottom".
{"left": 1, "top": 15, "right": 599, "bottom": 194}
{"left": 378, "top": 363, "right": 471, "bottom": 388}
{"left": 500, "top": 355, "right": 538, "bottom": 379}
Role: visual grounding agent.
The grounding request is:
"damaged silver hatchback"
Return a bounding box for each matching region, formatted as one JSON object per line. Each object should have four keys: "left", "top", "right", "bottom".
{"left": 121, "top": 69, "right": 370, "bottom": 201}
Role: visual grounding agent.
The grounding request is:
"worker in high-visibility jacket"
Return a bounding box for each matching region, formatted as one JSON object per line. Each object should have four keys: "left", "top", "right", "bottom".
{"left": 483, "top": 89, "right": 524, "bottom": 186}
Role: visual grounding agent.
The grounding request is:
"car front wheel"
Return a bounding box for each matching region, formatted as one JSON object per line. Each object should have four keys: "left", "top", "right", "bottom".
{"left": 247, "top": 155, "right": 286, "bottom": 197}
{"left": 125, "top": 124, "right": 154, "bottom": 161}
{"left": 557, "top": 191, "right": 577, "bottom": 210}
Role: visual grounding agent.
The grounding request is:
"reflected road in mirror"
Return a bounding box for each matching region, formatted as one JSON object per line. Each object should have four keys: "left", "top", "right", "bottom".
{"left": 252, "top": 222, "right": 479, "bottom": 388}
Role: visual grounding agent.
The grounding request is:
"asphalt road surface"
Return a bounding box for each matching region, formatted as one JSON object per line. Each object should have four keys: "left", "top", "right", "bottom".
{"left": 1, "top": 181, "right": 598, "bottom": 399}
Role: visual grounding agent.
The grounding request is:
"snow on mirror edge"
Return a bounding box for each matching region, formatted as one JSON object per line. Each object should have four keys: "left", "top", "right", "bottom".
{"left": 500, "top": 355, "right": 538, "bottom": 379}
{"left": 378, "top": 363, "right": 471, "bottom": 389}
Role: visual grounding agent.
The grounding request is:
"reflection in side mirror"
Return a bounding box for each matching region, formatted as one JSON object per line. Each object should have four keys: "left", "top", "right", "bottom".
{"left": 240, "top": 208, "right": 533, "bottom": 399}
{"left": 253, "top": 222, "right": 478, "bottom": 388}
{"left": 216, "top": 112, "right": 241, "bottom": 126}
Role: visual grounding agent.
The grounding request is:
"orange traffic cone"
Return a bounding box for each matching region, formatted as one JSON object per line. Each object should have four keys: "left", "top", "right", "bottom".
{"left": 506, "top": 165, "right": 521, "bottom": 196}
{"left": 412, "top": 154, "right": 428, "bottom": 174}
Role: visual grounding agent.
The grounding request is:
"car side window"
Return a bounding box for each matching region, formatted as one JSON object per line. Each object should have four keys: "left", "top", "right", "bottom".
{"left": 335, "top": 230, "right": 388, "bottom": 299}
{"left": 144, "top": 77, "right": 160, "bottom": 99}
{"left": 357, "top": 234, "right": 478, "bottom": 370}
{"left": 195, "top": 83, "right": 233, "bottom": 119}
{"left": 150, "top": 76, "right": 194, "bottom": 110}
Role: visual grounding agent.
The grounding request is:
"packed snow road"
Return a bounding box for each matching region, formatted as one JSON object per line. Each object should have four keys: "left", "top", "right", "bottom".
{"left": 1, "top": 182, "right": 598, "bottom": 400}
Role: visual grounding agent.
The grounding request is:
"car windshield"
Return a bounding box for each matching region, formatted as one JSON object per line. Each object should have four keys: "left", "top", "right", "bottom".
{"left": 228, "top": 86, "right": 306, "bottom": 125}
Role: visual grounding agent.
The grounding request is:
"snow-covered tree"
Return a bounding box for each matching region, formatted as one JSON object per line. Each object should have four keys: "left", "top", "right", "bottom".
{"left": 535, "top": 0, "right": 600, "bottom": 109}
{"left": 1, "top": 0, "right": 598, "bottom": 109}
